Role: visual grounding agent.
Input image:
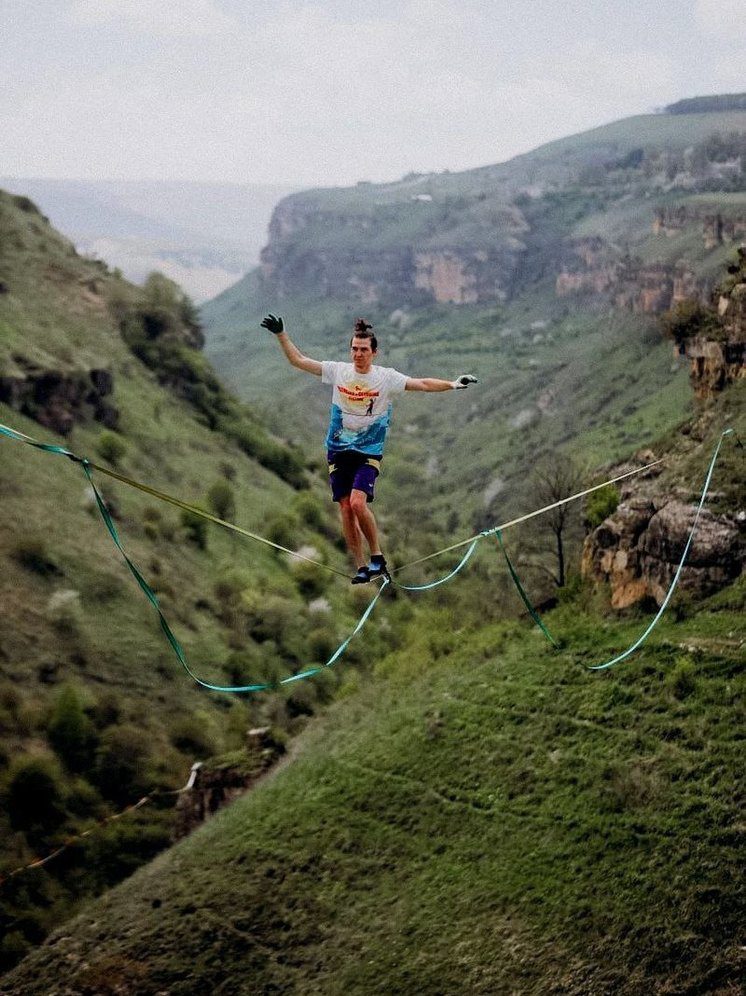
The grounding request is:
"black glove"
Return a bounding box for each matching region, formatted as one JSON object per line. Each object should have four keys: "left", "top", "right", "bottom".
{"left": 260, "top": 314, "right": 284, "bottom": 335}
{"left": 453, "top": 374, "right": 478, "bottom": 389}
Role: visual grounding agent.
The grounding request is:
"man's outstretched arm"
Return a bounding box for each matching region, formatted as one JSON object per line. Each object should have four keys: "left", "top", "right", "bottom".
{"left": 261, "top": 314, "right": 322, "bottom": 376}
{"left": 405, "top": 374, "right": 478, "bottom": 392}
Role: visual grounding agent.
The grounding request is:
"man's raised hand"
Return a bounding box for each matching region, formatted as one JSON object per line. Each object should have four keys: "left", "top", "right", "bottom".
{"left": 453, "top": 374, "right": 478, "bottom": 390}
{"left": 260, "top": 314, "right": 284, "bottom": 335}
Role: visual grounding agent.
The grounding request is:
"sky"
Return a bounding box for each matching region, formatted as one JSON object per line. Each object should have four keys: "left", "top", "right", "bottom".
{"left": 3, "top": 0, "right": 745, "bottom": 189}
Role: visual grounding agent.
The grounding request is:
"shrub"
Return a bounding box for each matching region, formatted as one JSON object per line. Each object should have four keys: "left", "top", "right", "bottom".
{"left": 180, "top": 509, "right": 208, "bottom": 549}
{"left": 293, "top": 492, "right": 326, "bottom": 530}
{"left": 667, "top": 656, "right": 698, "bottom": 700}
{"left": 93, "top": 724, "right": 152, "bottom": 803}
{"left": 292, "top": 559, "right": 328, "bottom": 597}
{"left": 47, "top": 685, "right": 98, "bottom": 772}
{"left": 11, "top": 535, "right": 60, "bottom": 576}
{"left": 661, "top": 299, "right": 719, "bottom": 349}
{"left": 170, "top": 714, "right": 217, "bottom": 758}
{"left": 96, "top": 430, "right": 127, "bottom": 467}
{"left": 585, "top": 484, "right": 620, "bottom": 530}
{"left": 207, "top": 479, "right": 236, "bottom": 522}
{"left": 266, "top": 512, "right": 300, "bottom": 550}
{"left": 3, "top": 753, "right": 66, "bottom": 832}
{"left": 307, "top": 625, "right": 338, "bottom": 663}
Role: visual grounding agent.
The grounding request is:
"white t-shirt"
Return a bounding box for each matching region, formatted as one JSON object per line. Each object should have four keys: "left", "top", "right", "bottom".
{"left": 321, "top": 360, "right": 409, "bottom": 455}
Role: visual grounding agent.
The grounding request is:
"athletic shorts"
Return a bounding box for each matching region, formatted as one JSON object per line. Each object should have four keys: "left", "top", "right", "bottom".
{"left": 327, "top": 450, "right": 381, "bottom": 503}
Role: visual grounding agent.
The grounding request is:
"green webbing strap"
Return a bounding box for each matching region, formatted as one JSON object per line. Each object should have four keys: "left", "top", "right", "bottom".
{"left": 0, "top": 422, "right": 385, "bottom": 693}
{"left": 587, "top": 428, "right": 735, "bottom": 671}
{"left": 493, "top": 530, "right": 559, "bottom": 648}
{"left": 389, "top": 538, "right": 480, "bottom": 591}
{"left": 0, "top": 422, "right": 348, "bottom": 579}
{"left": 85, "top": 460, "right": 389, "bottom": 692}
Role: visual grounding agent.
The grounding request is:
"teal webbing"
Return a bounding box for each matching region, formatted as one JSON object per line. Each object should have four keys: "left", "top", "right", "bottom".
{"left": 390, "top": 538, "right": 480, "bottom": 591}
{"left": 1, "top": 420, "right": 738, "bottom": 680}
{"left": 0, "top": 422, "right": 386, "bottom": 694}
{"left": 587, "top": 428, "right": 735, "bottom": 671}
{"left": 485, "top": 429, "right": 736, "bottom": 669}
{"left": 493, "top": 530, "right": 559, "bottom": 648}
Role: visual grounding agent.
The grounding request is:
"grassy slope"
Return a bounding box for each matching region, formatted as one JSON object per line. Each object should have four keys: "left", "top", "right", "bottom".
{"left": 0, "top": 191, "right": 349, "bottom": 718}
{"left": 0, "top": 191, "right": 419, "bottom": 960}
{"left": 4, "top": 558, "right": 743, "bottom": 995}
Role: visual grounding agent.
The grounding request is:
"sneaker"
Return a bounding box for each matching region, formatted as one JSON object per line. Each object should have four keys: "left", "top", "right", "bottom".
{"left": 367, "top": 555, "right": 389, "bottom": 580}
{"left": 351, "top": 566, "right": 371, "bottom": 585}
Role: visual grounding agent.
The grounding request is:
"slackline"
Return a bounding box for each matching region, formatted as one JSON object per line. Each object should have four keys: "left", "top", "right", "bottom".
{"left": 0, "top": 421, "right": 737, "bottom": 688}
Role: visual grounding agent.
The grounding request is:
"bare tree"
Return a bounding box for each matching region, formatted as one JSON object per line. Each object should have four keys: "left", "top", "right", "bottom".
{"left": 530, "top": 455, "right": 585, "bottom": 588}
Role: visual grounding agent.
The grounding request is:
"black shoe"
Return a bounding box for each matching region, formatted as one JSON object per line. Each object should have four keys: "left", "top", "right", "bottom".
{"left": 367, "top": 555, "right": 389, "bottom": 580}
{"left": 351, "top": 566, "right": 371, "bottom": 585}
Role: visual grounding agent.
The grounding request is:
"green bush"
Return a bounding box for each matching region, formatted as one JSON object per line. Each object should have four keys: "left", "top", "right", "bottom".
{"left": 266, "top": 512, "right": 300, "bottom": 550}
{"left": 3, "top": 753, "right": 66, "bottom": 833}
{"left": 47, "top": 685, "right": 98, "bottom": 773}
{"left": 660, "top": 299, "right": 719, "bottom": 348}
{"left": 96, "top": 430, "right": 127, "bottom": 467}
{"left": 169, "top": 714, "right": 217, "bottom": 758}
{"left": 585, "top": 484, "right": 620, "bottom": 529}
{"left": 180, "top": 508, "right": 208, "bottom": 549}
{"left": 93, "top": 724, "right": 152, "bottom": 803}
{"left": 207, "top": 479, "right": 236, "bottom": 523}
{"left": 293, "top": 492, "right": 326, "bottom": 530}
{"left": 667, "top": 656, "right": 698, "bottom": 700}
{"left": 292, "top": 559, "right": 328, "bottom": 597}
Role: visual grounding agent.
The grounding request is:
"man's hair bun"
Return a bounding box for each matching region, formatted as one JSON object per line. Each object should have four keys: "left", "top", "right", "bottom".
{"left": 354, "top": 318, "right": 373, "bottom": 333}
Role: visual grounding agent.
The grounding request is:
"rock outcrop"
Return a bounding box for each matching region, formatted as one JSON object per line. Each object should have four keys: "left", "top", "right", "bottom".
{"left": 583, "top": 250, "right": 746, "bottom": 608}
{"left": 675, "top": 245, "right": 746, "bottom": 399}
{"left": 555, "top": 239, "right": 706, "bottom": 314}
{"left": 582, "top": 495, "right": 744, "bottom": 609}
{"left": 0, "top": 361, "right": 118, "bottom": 435}
{"left": 172, "top": 727, "right": 286, "bottom": 840}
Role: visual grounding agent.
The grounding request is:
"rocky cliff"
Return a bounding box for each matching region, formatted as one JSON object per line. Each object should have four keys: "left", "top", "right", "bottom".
{"left": 582, "top": 487, "right": 744, "bottom": 609}
{"left": 173, "top": 727, "right": 286, "bottom": 840}
{"left": 582, "top": 253, "right": 746, "bottom": 607}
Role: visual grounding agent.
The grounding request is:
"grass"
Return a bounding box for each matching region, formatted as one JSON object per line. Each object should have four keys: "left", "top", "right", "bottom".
{"left": 0, "top": 189, "right": 414, "bottom": 964}
{"left": 3, "top": 576, "right": 743, "bottom": 995}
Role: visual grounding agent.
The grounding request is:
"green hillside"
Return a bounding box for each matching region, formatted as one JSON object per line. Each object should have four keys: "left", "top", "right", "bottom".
{"left": 2, "top": 98, "right": 744, "bottom": 993}
{"left": 3, "top": 509, "right": 744, "bottom": 993}
{"left": 0, "top": 190, "right": 409, "bottom": 967}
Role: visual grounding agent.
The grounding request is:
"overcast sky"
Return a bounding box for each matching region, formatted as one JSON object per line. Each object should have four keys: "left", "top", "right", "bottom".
{"left": 3, "top": 0, "right": 745, "bottom": 188}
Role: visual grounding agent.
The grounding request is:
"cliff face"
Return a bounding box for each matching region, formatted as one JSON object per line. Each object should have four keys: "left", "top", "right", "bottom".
{"left": 582, "top": 491, "right": 744, "bottom": 609}
{"left": 679, "top": 246, "right": 746, "bottom": 399}
{"left": 260, "top": 194, "right": 529, "bottom": 305}
{"left": 582, "top": 252, "right": 746, "bottom": 608}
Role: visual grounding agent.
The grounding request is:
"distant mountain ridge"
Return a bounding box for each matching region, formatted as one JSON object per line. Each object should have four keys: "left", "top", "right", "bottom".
{"left": 0, "top": 178, "right": 298, "bottom": 302}
{"left": 239, "top": 102, "right": 746, "bottom": 311}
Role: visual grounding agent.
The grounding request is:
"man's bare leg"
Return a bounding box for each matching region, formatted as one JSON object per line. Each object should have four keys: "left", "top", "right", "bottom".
{"left": 339, "top": 496, "right": 365, "bottom": 568}
{"left": 349, "top": 489, "right": 381, "bottom": 558}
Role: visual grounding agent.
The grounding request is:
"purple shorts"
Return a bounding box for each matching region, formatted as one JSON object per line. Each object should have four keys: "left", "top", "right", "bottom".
{"left": 327, "top": 450, "right": 381, "bottom": 503}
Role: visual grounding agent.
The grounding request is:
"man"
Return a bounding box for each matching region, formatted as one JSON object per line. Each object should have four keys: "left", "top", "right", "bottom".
{"left": 260, "top": 314, "right": 477, "bottom": 583}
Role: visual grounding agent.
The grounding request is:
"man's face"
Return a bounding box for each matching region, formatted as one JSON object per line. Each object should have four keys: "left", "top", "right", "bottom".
{"left": 350, "top": 336, "right": 376, "bottom": 374}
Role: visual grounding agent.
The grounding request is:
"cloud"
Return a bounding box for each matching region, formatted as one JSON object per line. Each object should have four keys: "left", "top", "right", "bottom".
{"left": 70, "top": 0, "right": 235, "bottom": 37}
{"left": 694, "top": 0, "right": 746, "bottom": 37}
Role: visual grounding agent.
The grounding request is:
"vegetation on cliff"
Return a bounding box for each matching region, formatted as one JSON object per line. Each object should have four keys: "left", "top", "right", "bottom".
{"left": 2, "top": 99, "right": 744, "bottom": 992}
{"left": 0, "top": 190, "right": 406, "bottom": 968}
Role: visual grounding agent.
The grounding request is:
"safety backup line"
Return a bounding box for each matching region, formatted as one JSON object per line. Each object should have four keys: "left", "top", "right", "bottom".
{"left": 0, "top": 421, "right": 737, "bottom": 687}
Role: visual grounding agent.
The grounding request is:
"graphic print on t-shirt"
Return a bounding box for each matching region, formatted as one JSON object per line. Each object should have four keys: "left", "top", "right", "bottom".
{"left": 321, "top": 361, "right": 408, "bottom": 455}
